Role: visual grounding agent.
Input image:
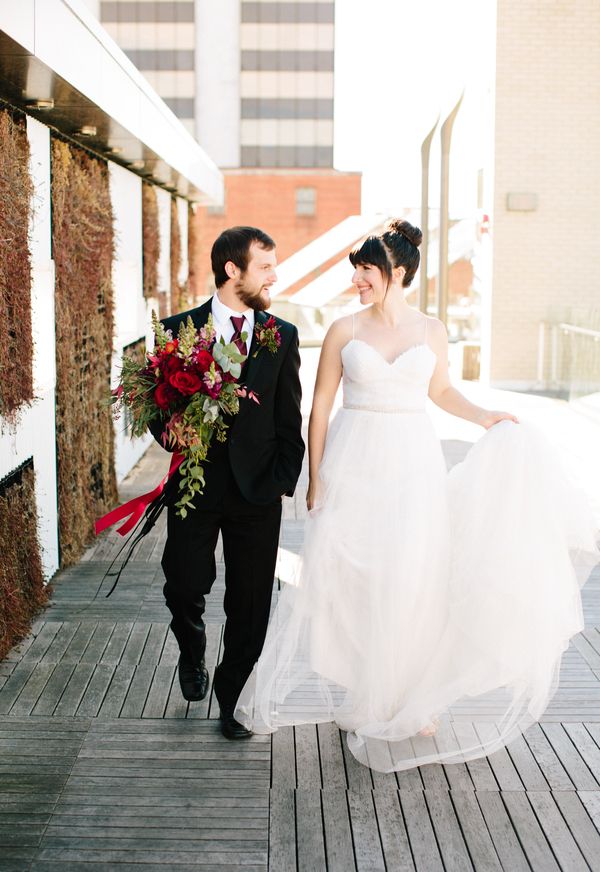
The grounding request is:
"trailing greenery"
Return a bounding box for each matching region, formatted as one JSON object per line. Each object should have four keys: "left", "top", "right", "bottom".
{"left": 0, "top": 462, "right": 48, "bottom": 660}
{"left": 0, "top": 105, "right": 34, "bottom": 422}
{"left": 51, "top": 137, "right": 118, "bottom": 566}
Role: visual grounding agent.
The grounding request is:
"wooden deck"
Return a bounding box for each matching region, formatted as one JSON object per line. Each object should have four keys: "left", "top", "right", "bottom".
{"left": 1, "top": 441, "right": 600, "bottom": 871}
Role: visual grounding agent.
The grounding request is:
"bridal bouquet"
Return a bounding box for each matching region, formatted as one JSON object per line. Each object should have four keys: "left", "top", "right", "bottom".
{"left": 112, "top": 312, "right": 258, "bottom": 517}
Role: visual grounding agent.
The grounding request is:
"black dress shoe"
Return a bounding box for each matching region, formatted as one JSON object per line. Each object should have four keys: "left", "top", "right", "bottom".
{"left": 220, "top": 709, "right": 253, "bottom": 740}
{"left": 178, "top": 657, "right": 209, "bottom": 702}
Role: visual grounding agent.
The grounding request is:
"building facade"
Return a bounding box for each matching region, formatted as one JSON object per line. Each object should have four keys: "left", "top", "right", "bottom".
{"left": 101, "top": 0, "right": 361, "bottom": 297}
{"left": 486, "top": 0, "right": 600, "bottom": 393}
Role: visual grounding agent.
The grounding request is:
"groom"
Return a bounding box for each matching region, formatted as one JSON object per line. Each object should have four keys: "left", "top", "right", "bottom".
{"left": 150, "top": 226, "right": 304, "bottom": 739}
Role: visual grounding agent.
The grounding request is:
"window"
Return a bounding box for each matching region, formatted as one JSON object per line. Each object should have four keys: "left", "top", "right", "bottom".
{"left": 296, "top": 187, "right": 316, "bottom": 217}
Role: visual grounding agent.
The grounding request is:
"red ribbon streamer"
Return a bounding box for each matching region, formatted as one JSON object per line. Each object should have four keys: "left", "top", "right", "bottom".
{"left": 95, "top": 452, "right": 184, "bottom": 537}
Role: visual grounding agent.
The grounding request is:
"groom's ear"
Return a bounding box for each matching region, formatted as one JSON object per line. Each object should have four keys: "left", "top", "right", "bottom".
{"left": 224, "top": 260, "right": 238, "bottom": 280}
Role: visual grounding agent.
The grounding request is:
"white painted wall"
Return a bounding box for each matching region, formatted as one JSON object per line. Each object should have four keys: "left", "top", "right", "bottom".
{"left": 109, "top": 162, "right": 152, "bottom": 483}
{"left": 0, "top": 118, "right": 58, "bottom": 579}
{"left": 156, "top": 186, "right": 172, "bottom": 298}
{"left": 195, "top": 0, "right": 240, "bottom": 167}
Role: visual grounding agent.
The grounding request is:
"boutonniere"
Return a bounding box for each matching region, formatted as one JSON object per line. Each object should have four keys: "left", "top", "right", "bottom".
{"left": 253, "top": 316, "right": 282, "bottom": 358}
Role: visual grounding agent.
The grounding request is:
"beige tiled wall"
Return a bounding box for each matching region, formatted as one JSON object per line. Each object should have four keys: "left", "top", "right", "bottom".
{"left": 490, "top": 0, "right": 600, "bottom": 387}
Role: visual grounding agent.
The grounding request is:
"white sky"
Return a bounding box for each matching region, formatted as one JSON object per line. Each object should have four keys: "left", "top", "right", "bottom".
{"left": 333, "top": 0, "right": 497, "bottom": 218}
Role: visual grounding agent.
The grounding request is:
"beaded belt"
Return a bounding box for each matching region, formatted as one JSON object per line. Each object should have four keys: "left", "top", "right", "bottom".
{"left": 343, "top": 404, "right": 425, "bottom": 414}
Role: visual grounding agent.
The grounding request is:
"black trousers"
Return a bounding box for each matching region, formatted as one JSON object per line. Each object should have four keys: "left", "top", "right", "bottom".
{"left": 161, "top": 465, "right": 282, "bottom": 713}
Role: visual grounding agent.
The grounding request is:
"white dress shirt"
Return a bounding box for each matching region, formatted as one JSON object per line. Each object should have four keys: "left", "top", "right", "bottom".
{"left": 211, "top": 292, "right": 255, "bottom": 348}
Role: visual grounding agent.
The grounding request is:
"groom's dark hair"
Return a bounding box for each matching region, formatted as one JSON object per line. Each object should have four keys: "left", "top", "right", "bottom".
{"left": 211, "top": 226, "right": 275, "bottom": 288}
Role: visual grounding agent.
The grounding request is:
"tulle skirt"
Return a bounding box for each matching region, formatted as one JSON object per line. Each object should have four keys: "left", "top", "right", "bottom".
{"left": 235, "top": 412, "right": 599, "bottom": 772}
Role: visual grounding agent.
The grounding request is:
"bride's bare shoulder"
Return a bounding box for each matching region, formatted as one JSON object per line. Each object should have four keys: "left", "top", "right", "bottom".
{"left": 425, "top": 315, "right": 448, "bottom": 342}
{"left": 324, "top": 314, "right": 354, "bottom": 348}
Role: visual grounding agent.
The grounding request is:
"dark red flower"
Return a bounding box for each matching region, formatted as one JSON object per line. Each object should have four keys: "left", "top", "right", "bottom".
{"left": 265, "top": 316, "right": 277, "bottom": 329}
{"left": 154, "top": 382, "right": 178, "bottom": 410}
{"left": 160, "top": 354, "right": 183, "bottom": 378}
{"left": 169, "top": 370, "right": 203, "bottom": 395}
{"left": 194, "top": 349, "right": 214, "bottom": 373}
{"left": 164, "top": 339, "right": 179, "bottom": 354}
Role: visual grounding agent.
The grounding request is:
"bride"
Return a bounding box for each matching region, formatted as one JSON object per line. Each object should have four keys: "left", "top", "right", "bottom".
{"left": 235, "top": 219, "right": 598, "bottom": 772}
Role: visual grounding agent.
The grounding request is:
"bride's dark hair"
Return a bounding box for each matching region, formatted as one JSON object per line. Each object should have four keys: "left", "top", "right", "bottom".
{"left": 349, "top": 219, "right": 422, "bottom": 289}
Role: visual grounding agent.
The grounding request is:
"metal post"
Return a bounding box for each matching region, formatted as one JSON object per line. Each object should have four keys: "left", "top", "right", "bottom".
{"left": 536, "top": 322, "right": 546, "bottom": 387}
{"left": 419, "top": 117, "right": 438, "bottom": 313}
{"left": 437, "top": 93, "right": 463, "bottom": 326}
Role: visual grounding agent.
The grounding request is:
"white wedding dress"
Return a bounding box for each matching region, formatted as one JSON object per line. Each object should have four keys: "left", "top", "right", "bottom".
{"left": 235, "top": 327, "right": 599, "bottom": 772}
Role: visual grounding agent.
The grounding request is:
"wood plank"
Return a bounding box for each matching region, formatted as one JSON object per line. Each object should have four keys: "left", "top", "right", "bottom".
{"left": 342, "top": 733, "right": 373, "bottom": 792}
{"left": 321, "top": 790, "right": 355, "bottom": 872}
{"left": 502, "top": 791, "right": 560, "bottom": 872}
{"left": 448, "top": 790, "right": 502, "bottom": 872}
{"left": 505, "top": 734, "right": 549, "bottom": 791}
{"left": 347, "top": 790, "right": 385, "bottom": 872}
{"left": 476, "top": 791, "right": 530, "bottom": 872}
{"left": 399, "top": 789, "right": 443, "bottom": 871}
{"left": 317, "top": 723, "right": 347, "bottom": 791}
{"left": 294, "top": 724, "right": 321, "bottom": 788}
{"left": 268, "top": 787, "right": 296, "bottom": 872}
{"left": 524, "top": 723, "right": 573, "bottom": 790}
{"left": 76, "top": 664, "right": 117, "bottom": 718}
{"left": 295, "top": 789, "right": 326, "bottom": 872}
{"left": 52, "top": 663, "right": 95, "bottom": 716}
{"left": 271, "top": 727, "right": 295, "bottom": 788}
{"left": 541, "top": 723, "right": 598, "bottom": 789}
{"left": 119, "top": 664, "right": 156, "bottom": 718}
{"left": 423, "top": 790, "right": 473, "bottom": 871}
{"left": 96, "top": 664, "right": 136, "bottom": 718}
{"left": 372, "top": 790, "right": 414, "bottom": 871}
{"left": 526, "top": 791, "right": 589, "bottom": 872}
{"left": 553, "top": 791, "right": 600, "bottom": 872}
{"left": 9, "top": 663, "right": 56, "bottom": 716}
{"left": 142, "top": 664, "right": 176, "bottom": 718}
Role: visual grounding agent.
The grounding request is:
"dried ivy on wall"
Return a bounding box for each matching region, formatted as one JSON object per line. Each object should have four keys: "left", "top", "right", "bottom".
{"left": 170, "top": 197, "right": 188, "bottom": 313}
{"left": 0, "top": 105, "right": 34, "bottom": 422}
{"left": 51, "top": 137, "right": 118, "bottom": 566}
{"left": 0, "top": 461, "right": 48, "bottom": 660}
{"left": 187, "top": 203, "right": 201, "bottom": 303}
{"left": 142, "top": 180, "right": 162, "bottom": 312}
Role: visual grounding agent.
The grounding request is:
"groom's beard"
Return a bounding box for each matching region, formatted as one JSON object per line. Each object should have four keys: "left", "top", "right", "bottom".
{"left": 234, "top": 278, "right": 271, "bottom": 311}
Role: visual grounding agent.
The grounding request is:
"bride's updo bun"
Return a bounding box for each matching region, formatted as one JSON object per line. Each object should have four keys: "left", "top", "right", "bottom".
{"left": 349, "top": 218, "right": 422, "bottom": 289}
{"left": 385, "top": 219, "right": 423, "bottom": 249}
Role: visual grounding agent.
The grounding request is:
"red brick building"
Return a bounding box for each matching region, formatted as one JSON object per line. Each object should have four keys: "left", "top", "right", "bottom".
{"left": 195, "top": 169, "right": 362, "bottom": 297}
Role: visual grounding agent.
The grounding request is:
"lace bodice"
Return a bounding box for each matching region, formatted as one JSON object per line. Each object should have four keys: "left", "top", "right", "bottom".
{"left": 341, "top": 340, "right": 436, "bottom": 412}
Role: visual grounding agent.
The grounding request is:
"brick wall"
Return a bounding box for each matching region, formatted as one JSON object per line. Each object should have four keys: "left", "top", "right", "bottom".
{"left": 490, "top": 0, "right": 600, "bottom": 387}
{"left": 194, "top": 169, "right": 362, "bottom": 297}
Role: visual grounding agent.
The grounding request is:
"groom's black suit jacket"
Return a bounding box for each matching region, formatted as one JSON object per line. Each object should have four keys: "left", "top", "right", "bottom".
{"left": 149, "top": 298, "right": 305, "bottom": 506}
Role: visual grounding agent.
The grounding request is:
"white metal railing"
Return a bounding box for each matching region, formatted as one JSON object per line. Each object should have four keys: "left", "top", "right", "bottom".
{"left": 538, "top": 321, "right": 600, "bottom": 395}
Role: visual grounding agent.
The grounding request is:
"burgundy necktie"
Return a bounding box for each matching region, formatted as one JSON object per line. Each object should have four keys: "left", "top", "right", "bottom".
{"left": 230, "top": 315, "right": 248, "bottom": 356}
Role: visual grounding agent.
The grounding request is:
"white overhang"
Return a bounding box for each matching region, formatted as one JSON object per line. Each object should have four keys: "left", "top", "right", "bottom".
{"left": 0, "top": 0, "right": 223, "bottom": 203}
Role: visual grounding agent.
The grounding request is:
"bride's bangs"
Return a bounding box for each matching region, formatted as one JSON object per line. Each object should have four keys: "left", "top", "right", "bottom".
{"left": 349, "top": 236, "right": 392, "bottom": 281}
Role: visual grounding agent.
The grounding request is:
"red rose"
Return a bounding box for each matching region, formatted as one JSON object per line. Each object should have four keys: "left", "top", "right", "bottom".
{"left": 160, "top": 354, "right": 183, "bottom": 378}
{"left": 194, "top": 349, "right": 213, "bottom": 373}
{"left": 164, "top": 339, "right": 178, "bottom": 354}
{"left": 169, "top": 370, "right": 203, "bottom": 395}
{"left": 154, "top": 382, "right": 178, "bottom": 410}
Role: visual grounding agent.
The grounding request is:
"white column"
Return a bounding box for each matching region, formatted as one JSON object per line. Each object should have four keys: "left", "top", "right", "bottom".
{"left": 109, "top": 162, "right": 152, "bottom": 482}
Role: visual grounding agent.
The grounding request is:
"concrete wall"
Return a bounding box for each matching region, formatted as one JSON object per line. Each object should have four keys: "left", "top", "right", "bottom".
{"left": 490, "top": 0, "right": 600, "bottom": 388}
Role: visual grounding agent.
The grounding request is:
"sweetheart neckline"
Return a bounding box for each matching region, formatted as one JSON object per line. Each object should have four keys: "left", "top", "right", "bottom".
{"left": 342, "top": 339, "right": 435, "bottom": 367}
